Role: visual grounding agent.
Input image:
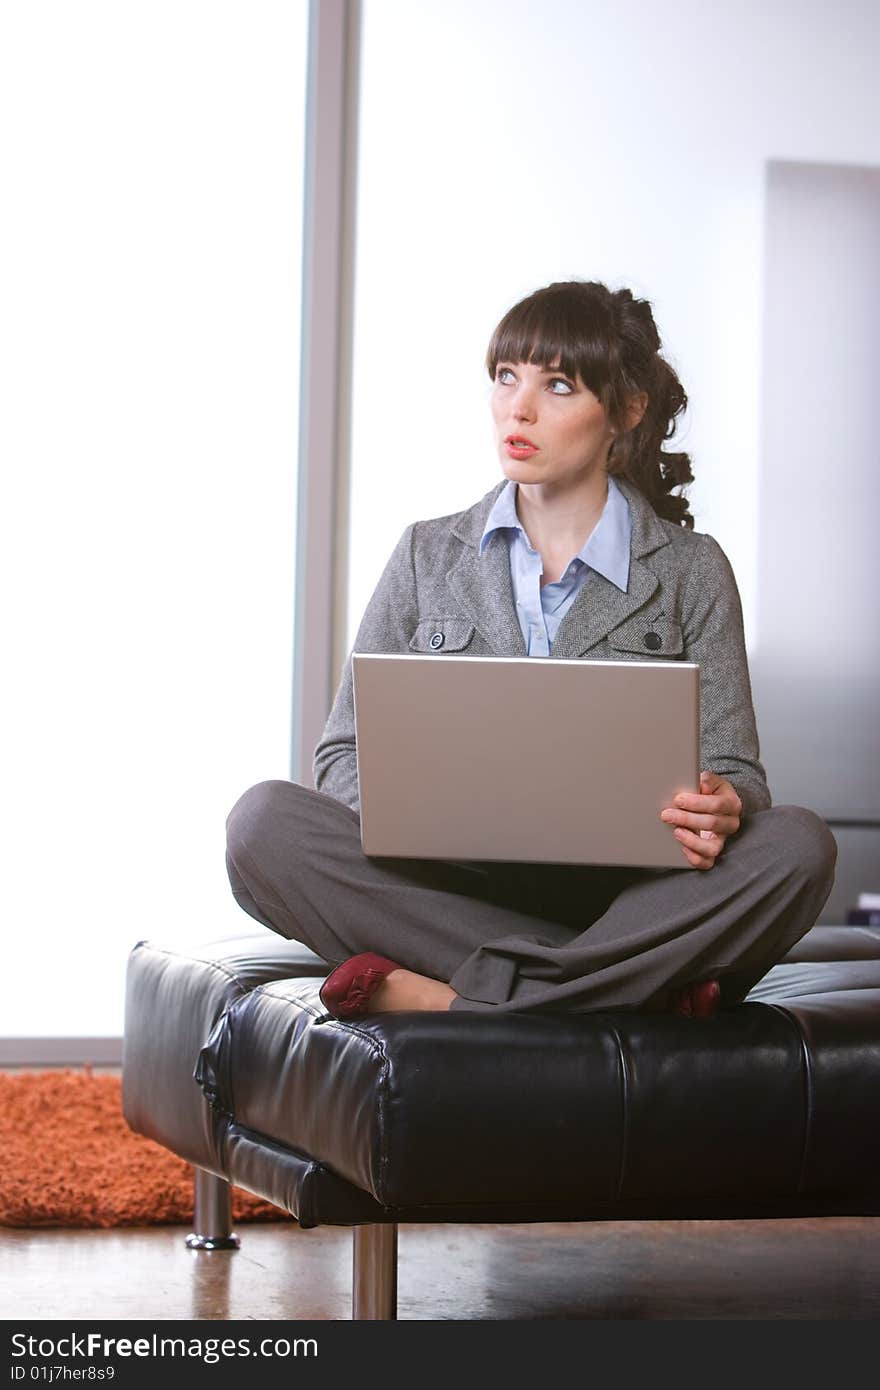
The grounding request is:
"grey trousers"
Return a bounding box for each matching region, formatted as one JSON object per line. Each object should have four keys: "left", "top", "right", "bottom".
{"left": 225, "top": 780, "right": 837, "bottom": 1014}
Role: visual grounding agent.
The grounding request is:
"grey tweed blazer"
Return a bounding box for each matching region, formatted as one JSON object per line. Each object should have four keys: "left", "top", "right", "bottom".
{"left": 314, "top": 477, "right": 771, "bottom": 817}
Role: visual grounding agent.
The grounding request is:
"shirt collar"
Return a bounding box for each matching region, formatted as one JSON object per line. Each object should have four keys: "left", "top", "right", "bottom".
{"left": 479, "top": 475, "right": 631, "bottom": 592}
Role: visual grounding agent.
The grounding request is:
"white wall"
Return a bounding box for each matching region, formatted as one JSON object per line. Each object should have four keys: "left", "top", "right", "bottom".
{"left": 0, "top": 1, "right": 308, "bottom": 1037}
{"left": 753, "top": 160, "right": 880, "bottom": 819}
{"left": 347, "top": 0, "right": 880, "bottom": 654}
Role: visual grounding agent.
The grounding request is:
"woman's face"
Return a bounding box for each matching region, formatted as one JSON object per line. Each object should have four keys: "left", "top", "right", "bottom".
{"left": 490, "top": 359, "right": 616, "bottom": 492}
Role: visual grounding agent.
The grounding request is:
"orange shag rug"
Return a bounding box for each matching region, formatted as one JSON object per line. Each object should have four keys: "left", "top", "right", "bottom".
{"left": 0, "top": 1070, "right": 292, "bottom": 1229}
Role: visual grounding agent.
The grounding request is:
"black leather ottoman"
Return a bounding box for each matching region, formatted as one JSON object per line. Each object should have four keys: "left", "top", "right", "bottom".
{"left": 122, "top": 925, "right": 880, "bottom": 1319}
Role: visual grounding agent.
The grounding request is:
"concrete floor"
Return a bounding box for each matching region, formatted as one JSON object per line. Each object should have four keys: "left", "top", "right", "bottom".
{"left": 2, "top": 1216, "right": 878, "bottom": 1321}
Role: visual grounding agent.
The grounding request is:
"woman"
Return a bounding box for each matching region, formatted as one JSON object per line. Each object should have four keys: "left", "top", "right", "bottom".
{"left": 226, "top": 280, "right": 836, "bottom": 1021}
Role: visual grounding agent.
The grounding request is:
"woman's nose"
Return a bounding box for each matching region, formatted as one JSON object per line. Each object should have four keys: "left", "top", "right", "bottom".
{"left": 513, "top": 386, "right": 537, "bottom": 421}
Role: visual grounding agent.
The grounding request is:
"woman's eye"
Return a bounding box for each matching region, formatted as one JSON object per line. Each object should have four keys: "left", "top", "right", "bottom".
{"left": 497, "top": 367, "right": 516, "bottom": 385}
{"left": 549, "top": 377, "right": 573, "bottom": 395}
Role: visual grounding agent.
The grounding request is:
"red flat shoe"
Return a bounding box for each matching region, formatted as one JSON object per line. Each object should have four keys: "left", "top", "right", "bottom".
{"left": 319, "top": 953, "right": 402, "bottom": 1020}
{"left": 671, "top": 979, "right": 721, "bottom": 1019}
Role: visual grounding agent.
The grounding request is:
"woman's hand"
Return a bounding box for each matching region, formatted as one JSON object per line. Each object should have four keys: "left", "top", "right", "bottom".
{"left": 660, "top": 772, "right": 743, "bottom": 870}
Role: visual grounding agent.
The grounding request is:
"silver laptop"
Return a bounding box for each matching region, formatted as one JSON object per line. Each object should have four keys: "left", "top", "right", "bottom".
{"left": 352, "top": 653, "right": 700, "bottom": 870}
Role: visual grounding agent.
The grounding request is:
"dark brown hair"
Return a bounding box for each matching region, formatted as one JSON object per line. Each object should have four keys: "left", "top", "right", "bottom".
{"left": 486, "top": 280, "right": 694, "bottom": 528}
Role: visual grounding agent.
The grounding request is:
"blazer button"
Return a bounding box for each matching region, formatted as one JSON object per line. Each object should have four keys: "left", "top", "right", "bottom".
{"left": 429, "top": 631, "right": 445, "bottom": 650}
{"left": 643, "top": 632, "right": 662, "bottom": 650}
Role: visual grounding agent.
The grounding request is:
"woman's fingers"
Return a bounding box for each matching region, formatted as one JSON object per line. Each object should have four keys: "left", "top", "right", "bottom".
{"left": 660, "top": 772, "right": 742, "bottom": 867}
{"left": 698, "top": 771, "right": 743, "bottom": 812}
{"left": 674, "top": 790, "right": 741, "bottom": 818}
{"left": 662, "top": 772, "right": 742, "bottom": 844}
{"left": 660, "top": 807, "right": 740, "bottom": 837}
{"left": 671, "top": 826, "right": 725, "bottom": 869}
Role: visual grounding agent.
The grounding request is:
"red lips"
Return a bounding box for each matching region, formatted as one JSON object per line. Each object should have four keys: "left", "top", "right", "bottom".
{"left": 504, "top": 434, "right": 538, "bottom": 459}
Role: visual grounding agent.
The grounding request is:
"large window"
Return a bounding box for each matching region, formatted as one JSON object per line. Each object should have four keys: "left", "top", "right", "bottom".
{"left": 1, "top": 1, "right": 308, "bottom": 1037}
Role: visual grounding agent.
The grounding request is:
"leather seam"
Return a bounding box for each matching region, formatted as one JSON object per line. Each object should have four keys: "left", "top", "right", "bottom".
{"left": 246, "top": 990, "right": 393, "bottom": 1202}
{"left": 762, "top": 1003, "right": 814, "bottom": 1195}
{"left": 222, "top": 1123, "right": 346, "bottom": 1226}
{"left": 606, "top": 1023, "right": 630, "bottom": 1203}
{"left": 229, "top": 1120, "right": 343, "bottom": 1174}
{"left": 134, "top": 942, "right": 252, "bottom": 997}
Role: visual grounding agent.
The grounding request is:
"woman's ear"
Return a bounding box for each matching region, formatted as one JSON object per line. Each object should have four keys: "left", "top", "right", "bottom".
{"left": 625, "top": 391, "right": 649, "bottom": 431}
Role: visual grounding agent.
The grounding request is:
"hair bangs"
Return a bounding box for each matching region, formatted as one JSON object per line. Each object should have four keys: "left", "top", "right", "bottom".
{"left": 485, "top": 289, "right": 613, "bottom": 399}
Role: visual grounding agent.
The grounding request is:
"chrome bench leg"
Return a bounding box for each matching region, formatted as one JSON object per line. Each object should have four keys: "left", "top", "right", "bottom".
{"left": 185, "top": 1167, "right": 241, "bottom": 1251}
{"left": 352, "top": 1223, "right": 398, "bottom": 1320}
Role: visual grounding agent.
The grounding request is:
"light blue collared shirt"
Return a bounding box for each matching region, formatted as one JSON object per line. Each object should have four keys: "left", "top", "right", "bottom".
{"left": 478, "top": 476, "right": 632, "bottom": 655}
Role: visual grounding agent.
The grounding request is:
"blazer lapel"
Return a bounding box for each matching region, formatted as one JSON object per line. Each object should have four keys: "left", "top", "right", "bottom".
{"left": 447, "top": 534, "right": 527, "bottom": 655}
{"left": 445, "top": 476, "right": 672, "bottom": 659}
{"left": 552, "top": 480, "right": 670, "bottom": 657}
{"left": 448, "top": 484, "right": 527, "bottom": 655}
{"left": 550, "top": 562, "right": 659, "bottom": 658}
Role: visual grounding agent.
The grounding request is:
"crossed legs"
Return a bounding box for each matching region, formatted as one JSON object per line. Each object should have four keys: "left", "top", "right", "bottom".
{"left": 225, "top": 780, "right": 837, "bottom": 1015}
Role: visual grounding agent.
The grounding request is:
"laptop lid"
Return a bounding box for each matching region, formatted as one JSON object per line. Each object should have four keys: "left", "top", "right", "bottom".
{"left": 352, "top": 652, "right": 700, "bottom": 870}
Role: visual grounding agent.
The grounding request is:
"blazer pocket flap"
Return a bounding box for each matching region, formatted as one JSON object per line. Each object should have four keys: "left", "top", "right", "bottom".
{"left": 409, "top": 618, "right": 477, "bottom": 653}
{"left": 608, "top": 619, "right": 684, "bottom": 657}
